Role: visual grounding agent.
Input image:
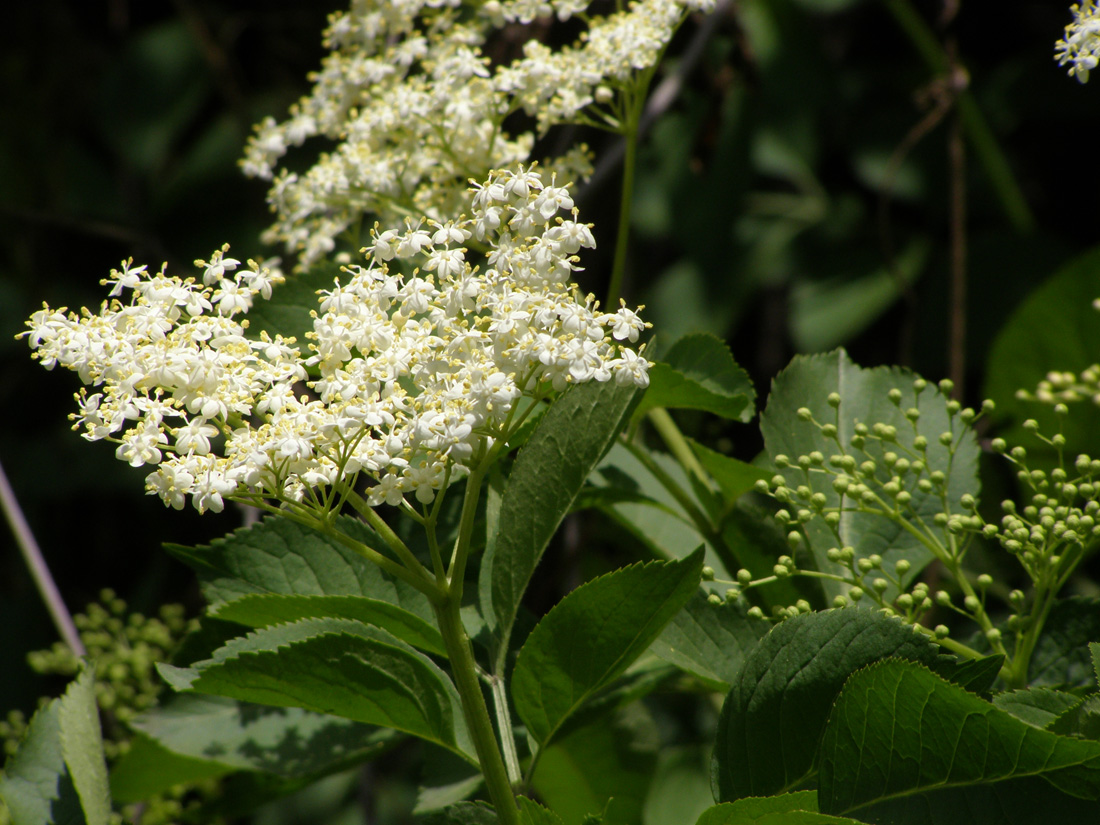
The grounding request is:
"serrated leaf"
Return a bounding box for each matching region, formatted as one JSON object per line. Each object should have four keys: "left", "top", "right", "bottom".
{"left": 759, "top": 349, "right": 980, "bottom": 599}
{"left": 479, "top": 380, "right": 639, "bottom": 671}
{"left": 1028, "top": 596, "right": 1100, "bottom": 689}
{"left": 696, "top": 794, "right": 861, "bottom": 824}
{"left": 518, "top": 797, "right": 566, "bottom": 825}
{"left": 712, "top": 608, "right": 979, "bottom": 802}
{"left": 418, "top": 801, "right": 499, "bottom": 825}
{"left": 166, "top": 514, "right": 434, "bottom": 624}
{"left": 649, "top": 590, "right": 770, "bottom": 691}
{"left": 1051, "top": 695, "right": 1100, "bottom": 741}
{"left": 0, "top": 701, "right": 82, "bottom": 825}
{"left": 158, "top": 618, "right": 474, "bottom": 762}
{"left": 1092, "top": 643, "right": 1100, "bottom": 687}
{"left": 110, "top": 693, "right": 390, "bottom": 801}
{"left": 818, "top": 660, "right": 1100, "bottom": 818}
{"left": 512, "top": 549, "right": 703, "bottom": 745}
{"left": 212, "top": 593, "right": 444, "bottom": 656}
{"left": 0, "top": 667, "right": 110, "bottom": 825}
{"left": 993, "top": 688, "right": 1082, "bottom": 729}
{"left": 531, "top": 705, "right": 657, "bottom": 825}
{"left": 632, "top": 334, "right": 755, "bottom": 424}
{"left": 57, "top": 668, "right": 110, "bottom": 825}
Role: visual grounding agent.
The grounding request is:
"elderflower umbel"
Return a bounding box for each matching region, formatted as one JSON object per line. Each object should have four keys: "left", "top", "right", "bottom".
{"left": 1056, "top": 2, "right": 1100, "bottom": 82}
{"left": 243, "top": 0, "right": 715, "bottom": 269}
{"left": 24, "top": 168, "right": 650, "bottom": 515}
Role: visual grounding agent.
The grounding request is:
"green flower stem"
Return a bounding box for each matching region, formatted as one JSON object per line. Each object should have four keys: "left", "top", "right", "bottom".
{"left": 606, "top": 72, "right": 652, "bottom": 309}
{"left": 647, "top": 408, "right": 712, "bottom": 493}
{"left": 344, "top": 490, "right": 436, "bottom": 585}
{"left": 434, "top": 591, "right": 519, "bottom": 825}
{"left": 882, "top": 0, "right": 1034, "bottom": 233}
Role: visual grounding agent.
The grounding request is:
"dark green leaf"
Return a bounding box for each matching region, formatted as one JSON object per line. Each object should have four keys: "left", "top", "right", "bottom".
{"left": 418, "top": 802, "right": 499, "bottom": 825}
{"left": 696, "top": 793, "right": 861, "bottom": 824}
{"left": 1028, "top": 596, "right": 1100, "bottom": 689}
{"left": 712, "top": 608, "right": 975, "bottom": 802}
{"left": 649, "top": 590, "right": 770, "bottom": 691}
{"left": 632, "top": 334, "right": 755, "bottom": 424}
{"left": 166, "top": 515, "right": 433, "bottom": 625}
{"left": 517, "top": 797, "right": 566, "bottom": 825}
{"left": 479, "top": 380, "right": 639, "bottom": 671}
{"left": 512, "top": 549, "right": 703, "bottom": 744}
{"left": 760, "top": 349, "right": 980, "bottom": 599}
{"left": 109, "top": 733, "right": 233, "bottom": 803}
{"left": 984, "top": 246, "right": 1100, "bottom": 464}
{"left": 531, "top": 705, "right": 658, "bottom": 825}
{"left": 643, "top": 746, "right": 715, "bottom": 825}
{"left": 992, "top": 688, "right": 1082, "bottom": 729}
{"left": 1051, "top": 695, "right": 1100, "bottom": 741}
{"left": 242, "top": 262, "right": 343, "bottom": 343}
{"left": 689, "top": 440, "right": 772, "bottom": 504}
{"left": 212, "top": 593, "right": 444, "bottom": 656}
{"left": 57, "top": 667, "right": 110, "bottom": 825}
{"left": 818, "top": 660, "right": 1100, "bottom": 818}
{"left": 157, "top": 618, "right": 473, "bottom": 762}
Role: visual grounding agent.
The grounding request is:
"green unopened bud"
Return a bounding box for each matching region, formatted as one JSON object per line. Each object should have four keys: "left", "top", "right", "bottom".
{"left": 939, "top": 432, "right": 953, "bottom": 446}
{"left": 986, "top": 628, "right": 1002, "bottom": 644}
{"left": 913, "top": 378, "right": 928, "bottom": 392}
{"left": 964, "top": 595, "right": 981, "bottom": 612}
{"left": 726, "top": 588, "right": 740, "bottom": 602}
{"left": 737, "top": 568, "right": 753, "bottom": 586}
{"left": 849, "top": 587, "right": 864, "bottom": 602}
{"left": 991, "top": 438, "right": 1006, "bottom": 453}
{"left": 787, "top": 532, "right": 802, "bottom": 549}
{"left": 872, "top": 578, "right": 889, "bottom": 592}
{"left": 888, "top": 388, "right": 903, "bottom": 405}
{"left": 934, "top": 624, "right": 949, "bottom": 638}
{"left": 775, "top": 454, "right": 791, "bottom": 468}
{"left": 707, "top": 594, "right": 723, "bottom": 605}
{"left": 747, "top": 606, "right": 764, "bottom": 619}
{"left": 832, "top": 595, "right": 848, "bottom": 608}
{"left": 977, "top": 574, "right": 993, "bottom": 588}
{"left": 895, "top": 559, "right": 911, "bottom": 575}
{"left": 936, "top": 590, "right": 952, "bottom": 606}
{"left": 827, "top": 392, "right": 841, "bottom": 408}
{"left": 701, "top": 566, "right": 716, "bottom": 581}
{"left": 896, "top": 593, "right": 914, "bottom": 610}
{"left": 797, "top": 407, "right": 813, "bottom": 422}
{"left": 822, "top": 423, "right": 838, "bottom": 438}
{"left": 939, "top": 378, "right": 954, "bottom": 394}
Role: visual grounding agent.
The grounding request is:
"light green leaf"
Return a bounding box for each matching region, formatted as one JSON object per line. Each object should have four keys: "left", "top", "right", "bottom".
{"left": 166, "top": 515, "right": 433, "bottom": 624}
{"left": 531, "top": 705, "right": 658, "bottom": 825}
{"left": 643, "top": 746, "right": 715, "bottom": 825}
{"left": 649, "top": 591, "right": 770, "bottom": 691}
{"left": 632, "top": 334, "right": 755, "bottom": 424}
{"left": 993, "top": 688, "right": 1082, "bottom": 729}
{"left": 479, "top": 380, "right": 639, "bottom": 670}
{"left": 760, "top": 349, "right": 980, "bottom": 599}
{"left": 818, "top": 660, "right": 1100, "bottom": 819}
{"left": 418, "top": 802, "right": 499, "bottom": 825}
{"left": 0, "top": 666, "right": 110, "bottom": 825}
{"left": 157, "top": 618, "right": 473, "bottom": 762}
{"left": 212, "top": 593, "right": 444, "bottom": 656}
{"left": 512, "top": 549, "right": 703, "bottom": 745}
{"left": 1028, "top": 596, "right": 1100, "bottom": 689}
{"left": 712, "top": 608, "right": 979, "bottom": 802}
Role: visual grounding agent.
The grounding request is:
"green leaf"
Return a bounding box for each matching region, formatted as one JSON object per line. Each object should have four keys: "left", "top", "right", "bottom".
{"left": 157, "top": 618, "right": 474, "bottom": 762}
{"left": 418, "top": 801, "right": 499, "bottom": 825}
{"left": 689, "top": 440, "right": 772, "bottom": 504}
{"left": 109, "top": 733, "right": 234, "bottom": 803}
{"left": 993, "top": 688, "right": 1083, "bottom": 729}
{"left": 166, "top": 515, "right": 433, "bottom": 624}
{"left": 1092, "top": 642, "right": 1100, "bottom": 687}
{"left": 0, "top": 667, "right": 110, "bottom": 825}
{"left": 696, "top": 794, "right": 861, "bottom": 824}
{"left": 512, "top": 548, "right": 703, "bottom": 745}
{"left": 643, "top": 746, "right": 716, "bottom": 825}
{"left": 1028, "top": 596, "right": 1100, "bottom": 689}
{"left": 712, "top": 608, "right": 976, "bottom": 802}
{"left": 242, "top": 262, "right": 343, "bottom": 343}
{"left": 632, "top": 334, "right": 756, "bottom": 424}
{"left": 109, "top": 693, "right": 391, "bottom": 801}
{"left": 479, "top": 380, "right": 639, "bottom": 670}
{"left": 212, "top": 593, "right": 445, "bottom": 656}
{"left": 818, "top": 660, "right": 1100, "bottom": 818}
{"left": 649, "top": 590, "right": 770, "bottom": 691}
{"left": 531, "top": 705, "right": 658, "bottom": 825}
{"left": 984, "top": 245, "right": 1100, "bottom": 464}
{"left": 517, "top": 797, "right": 566, "bottom": 825}
{"left": 1051, "top": 695, "right": 1100, "bottom": 741}
{"left": 759, "top": 349, "right": 980, "bottom": 599}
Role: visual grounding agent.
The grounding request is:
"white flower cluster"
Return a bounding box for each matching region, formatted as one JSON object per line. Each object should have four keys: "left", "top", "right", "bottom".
{"left": 24, "top": 169, "right": 650, "bottom": 515}
{"left": 1056, "top": 2, "right": 1100, "bottom": 82}
{"left": 242, "top": 0, "right": 714, "bottom": 269}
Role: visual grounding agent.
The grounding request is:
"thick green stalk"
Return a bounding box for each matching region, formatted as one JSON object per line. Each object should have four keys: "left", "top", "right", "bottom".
{"left": 605, "top": 85, "right": 645, "bottom": 309}
{"left": 434, "top": 594, "right": 519, "bottom": 825}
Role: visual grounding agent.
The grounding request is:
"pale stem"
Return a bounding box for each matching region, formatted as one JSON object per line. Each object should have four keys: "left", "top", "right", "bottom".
{"left": 488, "top": 672, "right": 523, "bottom": 785}
{"left": 0, "top": 456, "right": 85, "bottom": 657}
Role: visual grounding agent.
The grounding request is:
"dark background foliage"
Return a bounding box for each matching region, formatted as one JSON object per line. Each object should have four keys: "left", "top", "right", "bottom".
{"left": 1, "top": 0, "right": 1096, "bottom": 789}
